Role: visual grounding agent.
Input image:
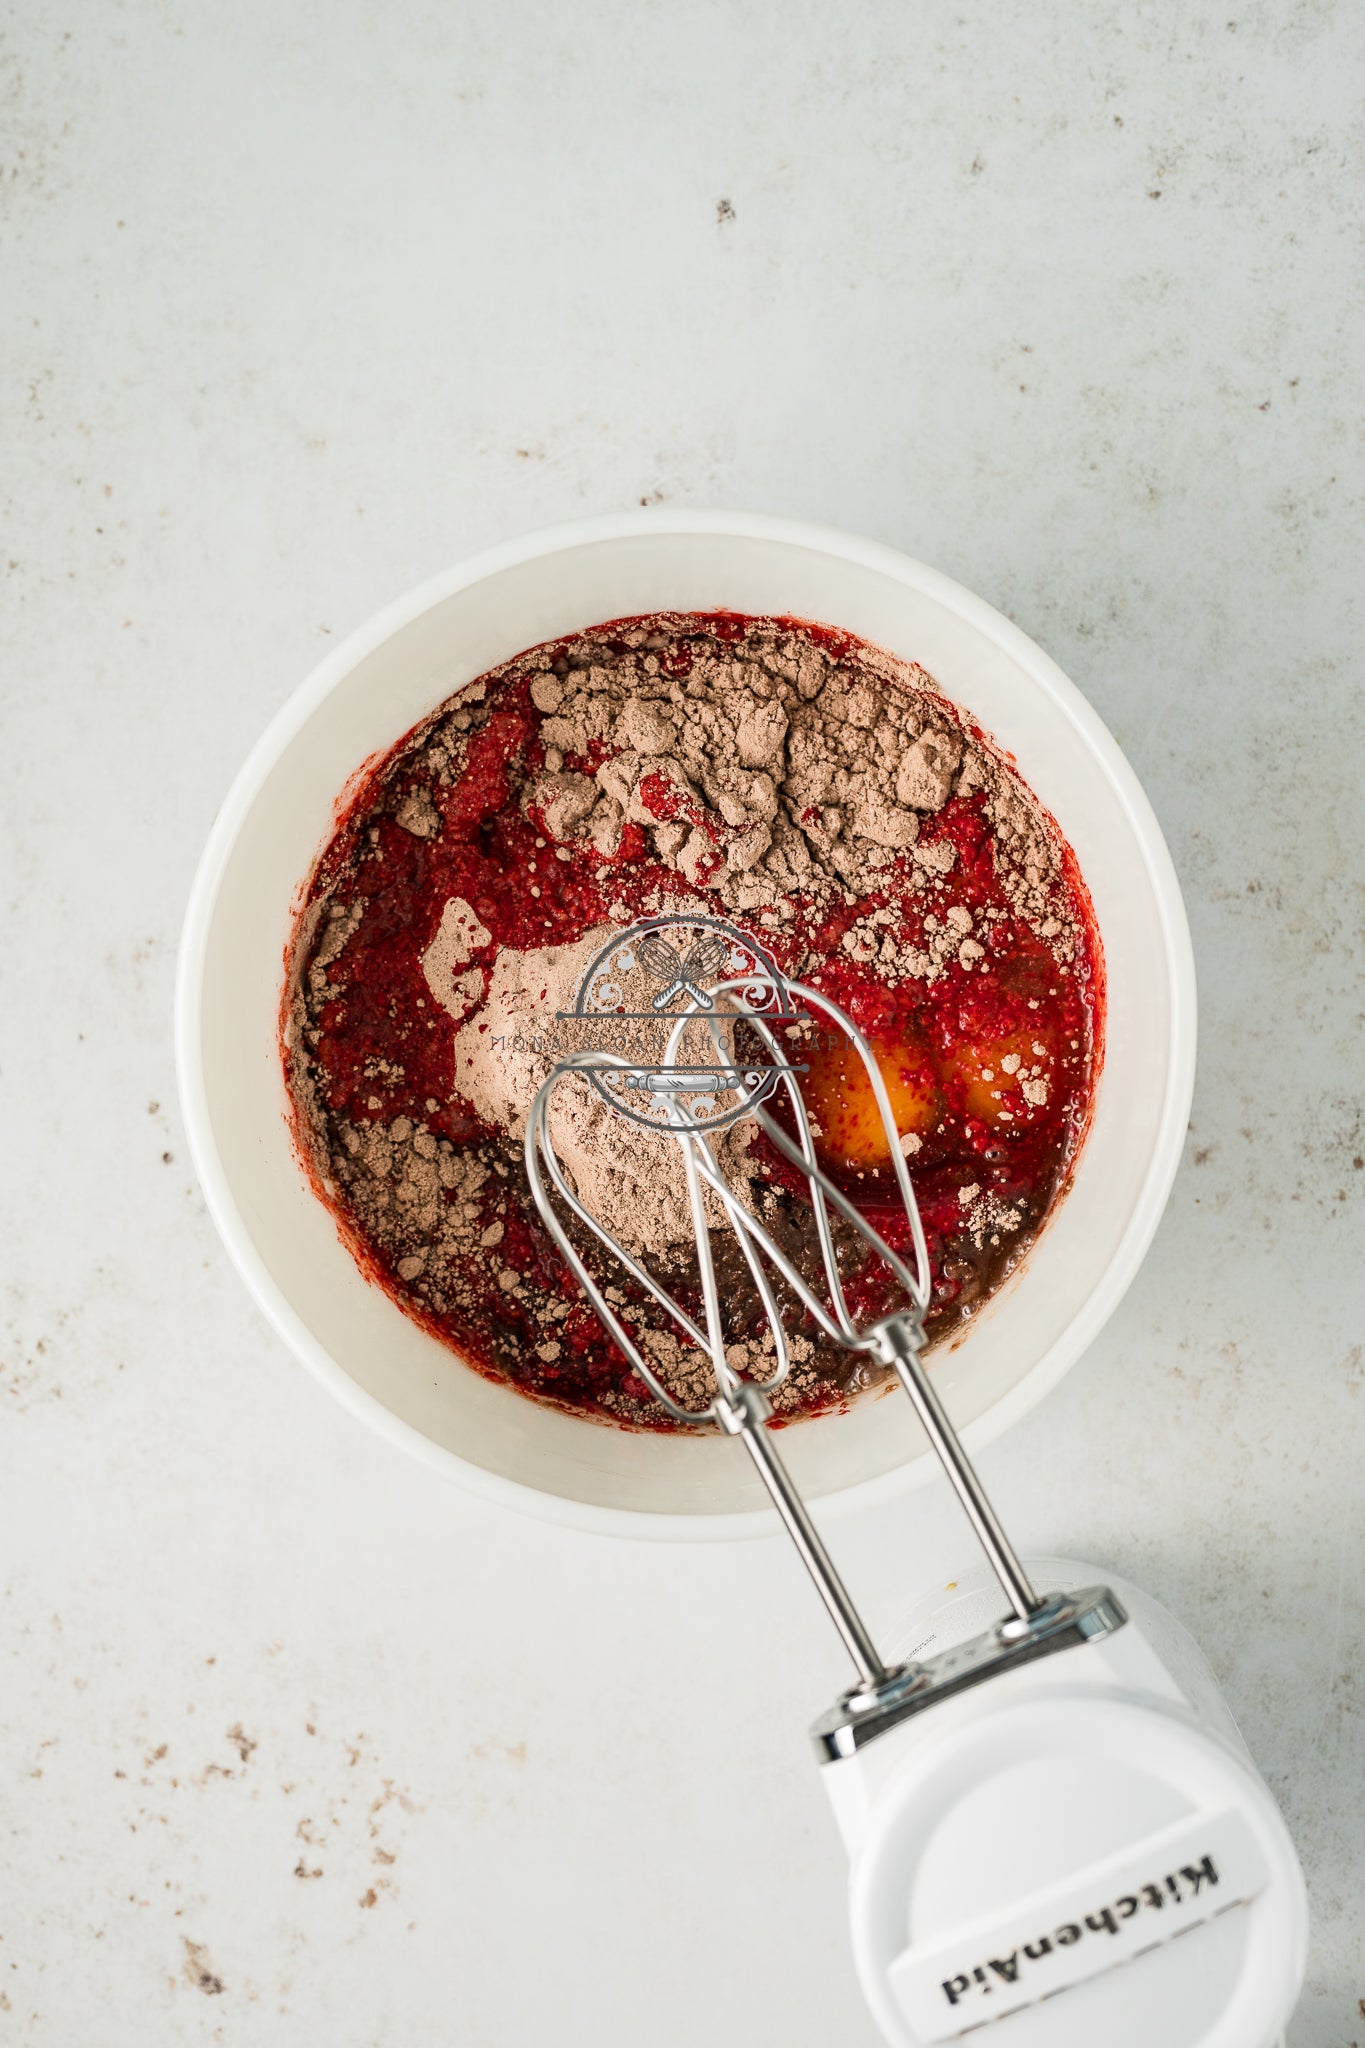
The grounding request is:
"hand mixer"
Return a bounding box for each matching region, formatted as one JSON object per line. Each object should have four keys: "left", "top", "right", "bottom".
{"left": 526, "top": 970, "right": 1308, "bottom": 2048}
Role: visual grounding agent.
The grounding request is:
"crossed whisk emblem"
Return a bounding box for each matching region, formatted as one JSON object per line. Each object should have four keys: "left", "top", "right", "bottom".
{"left": 635, "top": 929, "right": 731, "bottom": 1010}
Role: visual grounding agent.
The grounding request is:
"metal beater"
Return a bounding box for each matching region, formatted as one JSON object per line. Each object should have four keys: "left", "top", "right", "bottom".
{"left": 525, "top": 973, "right": 1121, "bottom": 1753}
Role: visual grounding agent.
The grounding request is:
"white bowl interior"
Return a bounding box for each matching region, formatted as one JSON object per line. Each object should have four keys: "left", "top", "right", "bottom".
{"left": 181, "top": 520, "right": 1192, "bottom": 1531}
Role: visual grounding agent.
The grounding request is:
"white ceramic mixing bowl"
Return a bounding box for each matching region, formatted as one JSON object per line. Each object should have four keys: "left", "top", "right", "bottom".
{"left": 176, "top": 512, "right": 1195, "bottom": 1538}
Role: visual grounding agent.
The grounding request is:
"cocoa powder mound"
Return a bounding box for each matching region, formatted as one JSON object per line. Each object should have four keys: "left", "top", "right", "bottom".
{"left": 537, "top": 1071, "right": 763, "bottom": 1264}
{"left": 330, "top": 1112, "right": 490, "bottom": 1294}
{"left": 434, "top": 922, "right": 767, "bottom": 1262}
{"left": 519, "top": 622, "right": 1079, "bottom": 976}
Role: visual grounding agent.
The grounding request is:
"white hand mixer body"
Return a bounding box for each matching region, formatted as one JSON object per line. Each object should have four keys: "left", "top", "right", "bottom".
{"left": 830, "top": 1561, "right": 1306, "bottom": 2047}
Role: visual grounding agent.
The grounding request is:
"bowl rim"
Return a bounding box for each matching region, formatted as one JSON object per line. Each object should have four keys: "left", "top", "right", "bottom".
{"left": 175, "top": 508, "right": 1197, "bottom": 1543}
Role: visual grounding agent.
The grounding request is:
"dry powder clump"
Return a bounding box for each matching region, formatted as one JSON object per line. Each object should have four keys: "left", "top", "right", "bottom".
{"left": 436, "top": 922, "right": 765, "bottom": 1262}
{"left": 331, "top": 1113, "right": 490, "bottom": 1291}
{"left": 517, "top": 623, "right": 1079, "bottom": 977}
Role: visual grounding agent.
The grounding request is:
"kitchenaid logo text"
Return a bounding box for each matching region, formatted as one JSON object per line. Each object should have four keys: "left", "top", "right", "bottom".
{"left": 941, "top": 1852, "right": 1220, "bottom": 2009}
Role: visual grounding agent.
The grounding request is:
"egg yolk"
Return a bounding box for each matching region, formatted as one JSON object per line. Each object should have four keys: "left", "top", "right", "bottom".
{"left": 800, "top": 1032, "right": 940, "bottom": 1169}
{"left": 940, "top": 1026, "right": 1056, "bottom": 1128}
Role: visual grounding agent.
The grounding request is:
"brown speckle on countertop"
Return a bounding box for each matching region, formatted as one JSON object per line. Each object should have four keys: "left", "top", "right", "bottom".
{"left": 181, "top": 1938, "right": 224, "bottom": 1996}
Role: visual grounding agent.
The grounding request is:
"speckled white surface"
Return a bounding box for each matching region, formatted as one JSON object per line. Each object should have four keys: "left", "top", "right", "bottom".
{"left": 3, "top": 4, "right": 1363, "bottom": 2042}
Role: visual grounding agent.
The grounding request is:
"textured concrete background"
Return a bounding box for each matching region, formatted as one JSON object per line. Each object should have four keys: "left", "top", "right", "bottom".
{"left": 2, "top": 3, "right": 1363, "bottom": 2041}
